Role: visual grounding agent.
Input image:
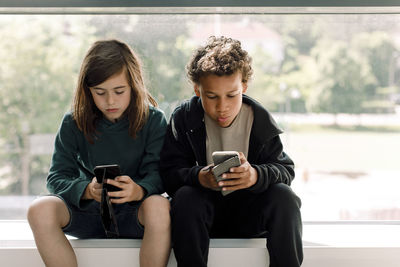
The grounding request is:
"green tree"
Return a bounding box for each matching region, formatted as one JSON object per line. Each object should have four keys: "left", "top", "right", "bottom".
{"left": 352, "top": 32, "right": 399, "bottom": 113}
{"left": 0, "top": 16, "right": 95, "bottom": 195}
{"left": 308, "top": 39, "right": 377, "bottom": 114}
{"left": 87, "top": 15, "right": 193, "bottom": 118}
{"left": 247, "top": 45, "right": 282, "bottom": 111}
{"left": 259, "top": 16, "right": 322, "bottom": 113}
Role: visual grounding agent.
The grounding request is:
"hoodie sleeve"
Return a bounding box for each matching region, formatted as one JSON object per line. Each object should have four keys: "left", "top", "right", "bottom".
{"left": 247, "top": 135, "right": 295, "bottom": 193}
{"left": 46, "top": 114, "right": 92, "bottom": 209}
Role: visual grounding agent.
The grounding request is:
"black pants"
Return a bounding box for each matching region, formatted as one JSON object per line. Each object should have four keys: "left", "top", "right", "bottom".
{"left": 170, "top": 184, "right": 303, "bottom": 267}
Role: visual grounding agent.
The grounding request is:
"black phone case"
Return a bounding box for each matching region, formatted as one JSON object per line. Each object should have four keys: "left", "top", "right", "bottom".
{"left": 94, "top": 165, "right": 121, "bottom": 192}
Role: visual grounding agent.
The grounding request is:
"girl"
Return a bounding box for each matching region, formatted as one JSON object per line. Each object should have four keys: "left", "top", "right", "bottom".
{"left": 27, "top": 39, "right": 170, "bottom": 267}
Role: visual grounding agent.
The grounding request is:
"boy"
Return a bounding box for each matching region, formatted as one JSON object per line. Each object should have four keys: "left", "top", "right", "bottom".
{"left": 160, "top": 36, "right": 303, "bottom": 267}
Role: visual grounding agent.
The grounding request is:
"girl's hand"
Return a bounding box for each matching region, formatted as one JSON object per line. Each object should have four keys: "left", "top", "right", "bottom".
{"left": 216, "top": 152, "right": 258, "bottom": 192}
{"left": 83, "top": 177, "right": 102, "bottom": 202}
{"left": 106, "top": 175, "right": 145, "bottom": 203}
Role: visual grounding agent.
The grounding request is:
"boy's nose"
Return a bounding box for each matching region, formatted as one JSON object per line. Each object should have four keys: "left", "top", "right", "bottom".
{"left": 216, "top": 99, "right": 228, "bottom": 111}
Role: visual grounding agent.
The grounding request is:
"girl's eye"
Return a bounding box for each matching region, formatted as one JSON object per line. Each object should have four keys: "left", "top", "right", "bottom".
{"left": 96, "top": 92, "right": 105, "bottom": 96}
{"left": 115, "top": 91, "right": 124, "bottom": 95}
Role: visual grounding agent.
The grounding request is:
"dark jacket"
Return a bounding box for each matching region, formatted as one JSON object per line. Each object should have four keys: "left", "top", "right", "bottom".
{"left": 159, "top": 95, "right": 295, "bottom": 197}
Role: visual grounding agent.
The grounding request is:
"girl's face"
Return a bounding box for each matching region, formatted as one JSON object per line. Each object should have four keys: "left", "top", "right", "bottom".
{"left": 89, "top": 69, "right": 131, "bottom": 122}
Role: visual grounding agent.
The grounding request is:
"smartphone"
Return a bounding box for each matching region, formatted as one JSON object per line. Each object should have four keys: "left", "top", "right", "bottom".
{"left": 211, "top": 151, "right": 241, "bottom": 196}
{"left": 93, "top": 164, "right": 122, "bottom": 192}
{"left": 212, "top": 151, "right": 240, "bottom": 166}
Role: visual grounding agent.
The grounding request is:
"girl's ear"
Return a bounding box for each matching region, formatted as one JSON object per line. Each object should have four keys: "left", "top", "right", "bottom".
{"left": 194, "top": 84, "right": 201, "bottom": 97}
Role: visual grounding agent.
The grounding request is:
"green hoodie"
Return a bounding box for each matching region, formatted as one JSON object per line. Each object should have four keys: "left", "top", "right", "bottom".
{"left": 47, "top": 106, "right": 167, "bottom": 209}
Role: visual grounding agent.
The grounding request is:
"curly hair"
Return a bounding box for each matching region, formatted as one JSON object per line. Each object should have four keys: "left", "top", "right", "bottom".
{"left": 187, "top": 36, "right": 253, "bottom": 84}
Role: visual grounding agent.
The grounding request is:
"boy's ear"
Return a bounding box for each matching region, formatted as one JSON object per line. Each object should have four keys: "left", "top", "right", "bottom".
{"left": 242, "top": 82, "right": 248, "bottom": 94}
{"left": 194, "top": 84, "right": 201, "bottom": 97}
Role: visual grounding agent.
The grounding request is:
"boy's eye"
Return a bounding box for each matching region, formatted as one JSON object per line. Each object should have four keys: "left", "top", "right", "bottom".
{"left": 228, "top": 91, "right": 240, "bottom": 98}
{"left": 206, "top": 95, "right": 217, "bottom": 99}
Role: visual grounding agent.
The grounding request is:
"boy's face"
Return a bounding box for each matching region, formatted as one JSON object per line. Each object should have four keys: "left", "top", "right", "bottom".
{"left": 194, "top": 71, "right": 248, "bottom": 128}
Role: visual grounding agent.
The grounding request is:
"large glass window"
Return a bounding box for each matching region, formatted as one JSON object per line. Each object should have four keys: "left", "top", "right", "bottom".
{"left": 1, "top": 13, "right": 399, "bottom": 221}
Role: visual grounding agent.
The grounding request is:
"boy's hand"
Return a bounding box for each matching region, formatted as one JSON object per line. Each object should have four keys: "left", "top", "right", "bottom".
{"left": 199, "top": 165, "right": 220, "bottom": 190}
{"left": 83, "top": 177, "right": 102, "bottom": 202}
{"left": 217, "top": 152, "right": 258, "bottom": 192}
{"left": 106, "top": 176, "right": 145, "bottom": 203}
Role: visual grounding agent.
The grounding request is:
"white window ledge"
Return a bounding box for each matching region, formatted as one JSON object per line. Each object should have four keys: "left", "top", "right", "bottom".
{"left": 1, "top": 220, "right": 400, "bottom": 267}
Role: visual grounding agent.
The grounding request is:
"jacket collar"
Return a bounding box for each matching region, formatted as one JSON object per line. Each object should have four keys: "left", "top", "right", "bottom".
{"left": 185, "top": 95, "right": 282, "bottom": 141}
{"left": 182, "top": 94, "right": 283, "bottom": 164}
{"left": 243, "top": 95, "right": 283, "bottom": 144}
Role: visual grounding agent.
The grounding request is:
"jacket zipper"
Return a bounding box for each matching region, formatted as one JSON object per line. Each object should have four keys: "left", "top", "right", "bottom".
{"left": 186, "top": 129, "right": 200, "bottom": 166}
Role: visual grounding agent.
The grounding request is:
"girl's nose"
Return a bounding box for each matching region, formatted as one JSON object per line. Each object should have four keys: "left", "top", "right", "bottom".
{"left": 106, "top": 93, "right": 115, "bottom": 105}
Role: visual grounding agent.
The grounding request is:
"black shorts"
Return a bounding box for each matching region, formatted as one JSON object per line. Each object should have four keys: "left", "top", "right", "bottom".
{"left": 54, "top": 194, "right": 144, "bottom": 239}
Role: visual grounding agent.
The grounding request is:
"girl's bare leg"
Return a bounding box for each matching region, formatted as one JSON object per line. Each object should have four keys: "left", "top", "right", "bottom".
{"left": 27, "top": 196, "right": 77, "bottom": 267}
{"left": 138, "top": 195, "right": 171, "bottom": 267}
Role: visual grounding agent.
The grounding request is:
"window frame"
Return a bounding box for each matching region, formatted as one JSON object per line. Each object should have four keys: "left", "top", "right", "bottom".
{"left": 1, "top": 0, "right": 400, "bottom": 15}
{"left": 1, "top": 0, "right": 399, "bottom": 225}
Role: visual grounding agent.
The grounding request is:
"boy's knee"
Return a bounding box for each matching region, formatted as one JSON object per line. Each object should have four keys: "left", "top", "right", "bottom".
{"left": 171, "top": 186, "right": 212, "bottom": 223}
{"left": 254, "top": 184, "right": 302, "bottom": 222}
{"left": 267, "top": 183, "right": 301, "bottom": 209}
{"left": 172, "top": 186, "right": 205, "bottom": 207}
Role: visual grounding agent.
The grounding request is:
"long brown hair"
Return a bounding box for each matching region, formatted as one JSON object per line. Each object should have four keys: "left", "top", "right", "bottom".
{"left": 72, "top": 39, "right": 157, "bottom": 143}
